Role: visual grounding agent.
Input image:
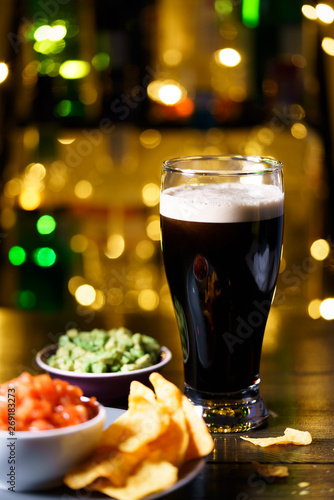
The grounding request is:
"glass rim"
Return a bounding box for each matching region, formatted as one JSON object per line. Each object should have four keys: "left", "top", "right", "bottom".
{"left": 162, "top": 155, "right": 283, "bottom": 175}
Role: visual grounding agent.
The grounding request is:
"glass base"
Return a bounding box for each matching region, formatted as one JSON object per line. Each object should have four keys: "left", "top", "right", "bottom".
{"left": 184, "top": 381, "right": 269, "bottom": 433}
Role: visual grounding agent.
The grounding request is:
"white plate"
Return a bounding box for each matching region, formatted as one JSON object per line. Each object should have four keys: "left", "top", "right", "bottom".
{"left": 0, "top": 407, "right": 205, "bottom": 500}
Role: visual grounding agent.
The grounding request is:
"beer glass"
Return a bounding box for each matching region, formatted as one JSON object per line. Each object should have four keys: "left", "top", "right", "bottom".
{"left": 160, "top": 155, "right": 284, "bottom": 433}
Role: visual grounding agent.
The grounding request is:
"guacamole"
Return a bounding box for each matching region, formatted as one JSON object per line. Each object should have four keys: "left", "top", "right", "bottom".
{"left": 47, "top": 327, "right": 161, "bottom": 374}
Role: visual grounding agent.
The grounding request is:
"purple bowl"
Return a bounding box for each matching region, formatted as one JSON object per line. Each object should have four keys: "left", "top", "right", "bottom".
{"left": 36, "top": 344, "right": 172, "bottom": 405}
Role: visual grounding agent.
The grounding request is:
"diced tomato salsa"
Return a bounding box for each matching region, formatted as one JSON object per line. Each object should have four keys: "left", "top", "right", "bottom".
{"left": 0, "top": 372, "right": 98, "bottom": 431}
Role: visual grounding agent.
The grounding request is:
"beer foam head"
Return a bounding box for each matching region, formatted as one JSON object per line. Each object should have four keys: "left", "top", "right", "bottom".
{"left": 160, "top": 183, "right": 284, "bottom": 223}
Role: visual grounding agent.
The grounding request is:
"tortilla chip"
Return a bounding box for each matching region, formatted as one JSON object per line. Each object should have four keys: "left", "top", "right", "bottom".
{"left": 240, "top": 427, "right": 312, "bottom": 447}
{"left": 252, "top": 461, "right": 289, "bottom": 478}
{"left": 240, "top": 435, "right": 290, "bottom": 447}
{"left": 149, "top": 372, "right": 183, "bottom": 412}
{"left": 284, "top": 428, "right": 312, "bottom": 445}
{"left": 64, "top": 447, "right": 147, "bottom": 489}
{"left": 64, "top": 373, "right": 214, "bottom": 500}
{"left": 182, "top": 396, "right": 214, "bottom": 461}
{"left": 102, "top": 381, "right": 169, "bottom": 453}
{"left": 88, "top": 460, "right": 178, "bottom": 500}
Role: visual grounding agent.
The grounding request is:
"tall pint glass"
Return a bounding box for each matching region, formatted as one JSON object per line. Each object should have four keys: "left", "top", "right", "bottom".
{"left": 160, "top": 156, "right": 284, "bottom": 433}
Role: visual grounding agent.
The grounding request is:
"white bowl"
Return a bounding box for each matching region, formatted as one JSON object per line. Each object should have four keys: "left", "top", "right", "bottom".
{"left": 36, "top": 345, "right": 172, "bottom": 405}
{"left": 0, "top": 401, "right": 106, "bottom": 492}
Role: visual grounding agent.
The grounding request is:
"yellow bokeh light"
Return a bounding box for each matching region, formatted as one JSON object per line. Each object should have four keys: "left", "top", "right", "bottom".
{"left": 74, "top": 180, "right": 93, "bottom": 199}
{"left": 308, "top": 299, "right": 322, "bottom": 319}
{"left": 138, "top": 289, "right": 159, "bottom": 311}
{"left": 320, "top": 298, "right": 334, "bottom": 320}
{"left": 228, "top": 85, "right": 247, "bottom": 102}
{"left": 291, "top": 123, "right": 308, "bottom": 139}
{"left": 163, "top": 49, "right": 182, "bottom": 66}
{"left": 142, "top": 183, "right": 160, "bottom": 207}
{"left": 91, "top": 289, "right": 106, "bottom": 310}
{"left": 147, "top": 80, "right": 162, "bottom": 101}
{"left": 19, "top": 190, "right": 41, "bottom": 210}
{"left": 26, "top": 162, "right": 46, "bottom": 180}
{"left": 57, "top": 136, "right": 76, "bottom": 144}
{"left": 301, "top": 4, "right": 317, "bottom": 20}
{"left": 310, "top": 238, "right": 330, "bottom": 261}
{"left": 49, "top": 25, "right": 67, "bottom": 41}
{"left": 146, "top": 217, "right": 161, "bottom": 241}
{"left": 79, "top": 82, "right": 98, "bottom": 105}
{"left": 0, "top": 63, "right": 9, "bottom": 84}
{"left": 59, "top": 60, "right": 90, "bottom": 79}
{"left": 136, "top": 240, "right": 155, "bottom": 260}
{"left": 70, "top": 234, "right": 89, "bottom": 253}
{"left": 316, "top": 3, "right": 334, "bottom": 23}
{"left": 257, "top": 127, "right": 275, "bottom": 145}
{"left": 139, "top": 129, "right": 162, "bottom": 149}
{"left": 215, "top": 48, "right": 241, "bottom": 67}
{"left": 322, "top": 37, "right": 334, "bottom": 56}
{"left": 23, "top": 127, "right": 39, "bottom": 149}
{"left": 106, "top": 234, "right": 125, "bottom": 259}
{"left": 159, "top": 84, "right": 182, "bottom": 105}
{"left": 68, "top": 276, "right": 86, "bottom": 295}
{"left": 34, "top": 25, "right": 51, "bottom": 41}
{"left": 4, "top": 178, "right": 22, "bottom": 198}
{"left": 75, "top": 284, "right": 96, "bottom": 306}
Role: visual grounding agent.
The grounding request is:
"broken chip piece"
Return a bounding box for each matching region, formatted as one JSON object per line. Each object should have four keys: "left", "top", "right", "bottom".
{"left": 240, "top": 427, "right": 312, "bottom": 447}
{"left": 252, "top": 461, "right": 289, "bottom": 478}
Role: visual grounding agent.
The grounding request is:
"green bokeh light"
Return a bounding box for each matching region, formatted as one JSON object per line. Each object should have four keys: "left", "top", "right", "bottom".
{"left": 242, "top": 0, "right": 260, "bottom": 28}
{"left": 92, "top": 53, "right": 110, "bottom": 71}
{"left": 16, "top": 290, "right": 36, "bottom": 309}
{"left": 8, "top": 246, "right": 26, "bottom": 266}
{"left": 33, "top": 247, "right": 57, "bottom": 267}
{"left": 36, "top": 215, "right": 57, "bottom": 235}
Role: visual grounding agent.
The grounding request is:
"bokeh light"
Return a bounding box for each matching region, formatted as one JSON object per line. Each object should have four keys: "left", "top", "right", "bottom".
{"left": 19, "top": 190, "right": 41, "bottom": 210}
{"left": 75, "top": 284, "right": 96, "bottom": 306}
{"left": 36, "top": 215, "right": 56, "bottom": 235}
{"left": 162, "top": 49, "right": 182, "bottom": 66}
{"left": 70, "top": 234, "right": 89, "bottom": 253}
{"left": 138, "top": 289, "right": 159, "bottom": 311}
{"left": 68, "top": 276, "right": 86, "bottom": 295}
{"left": 106, "top": 234, "right": 125, "bottom": 259}
{"left": 310, "top": 239, "right": 330, "bottom": 261}
{"left": 8, "top": 246, "right": 26, "bottom": 266}
{"left": 320, "top": 298, "right": 334, "bottom": 320}
{"left": 139, "top": 129, "right": 162, "bottom": 149}
{"left": 136, "top": 240, "right": 155, "bottom": 260}
{"left": 147, "top": 80, "right": 186, "bottom": 106}
{"left": 316, "top": 3, "right": 334, "bottom": 23}
{"left": 142, "top": 183, "right": 160, "bottom": 207}
{"left": 215, "top": 48, "right": 241, "bottom": 67}
{"left": 59, "top": 60, "right": 90, "bottom": 79}
{"left": 308, "top": 299, "right": 322, "bottom": 319}
{"left": 0, "top": 63, "right": 9, "bottom": 83}
{"left": 291, "top": 123, "right": 308, "bottom": 139}
{"left": 322, "top": 37, "right": 334, "bottom": 56}
{"left": 74, "top": 180, "right": 93, "bottom": 199}
{"left": 301, "top": 4, "right": 317, "bottom": 20}
{"left": 159, "top": 84, "right": 183, "bottom": 105}
{"left": 33, "top": 247, "right": 56, "bottom": 267}
{"left": 146, "top": 216, "right": 161, "bottom": 241}
{"left": 4, "top": 178, "right": 22, "bottom": 198}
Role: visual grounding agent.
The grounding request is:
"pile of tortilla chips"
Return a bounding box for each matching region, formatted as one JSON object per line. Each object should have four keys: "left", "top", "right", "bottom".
{"left": 64, "top": 373, "right": 214, "bottom": 500}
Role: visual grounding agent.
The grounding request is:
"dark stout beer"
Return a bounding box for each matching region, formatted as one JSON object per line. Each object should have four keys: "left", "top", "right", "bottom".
{"left": 160, "top": 183, "right": 284, "bottom": 395}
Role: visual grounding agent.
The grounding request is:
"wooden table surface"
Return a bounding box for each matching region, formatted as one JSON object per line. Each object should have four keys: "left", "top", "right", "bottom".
{"left": 0, "top": 298, "right": 333, "bottom": 500}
